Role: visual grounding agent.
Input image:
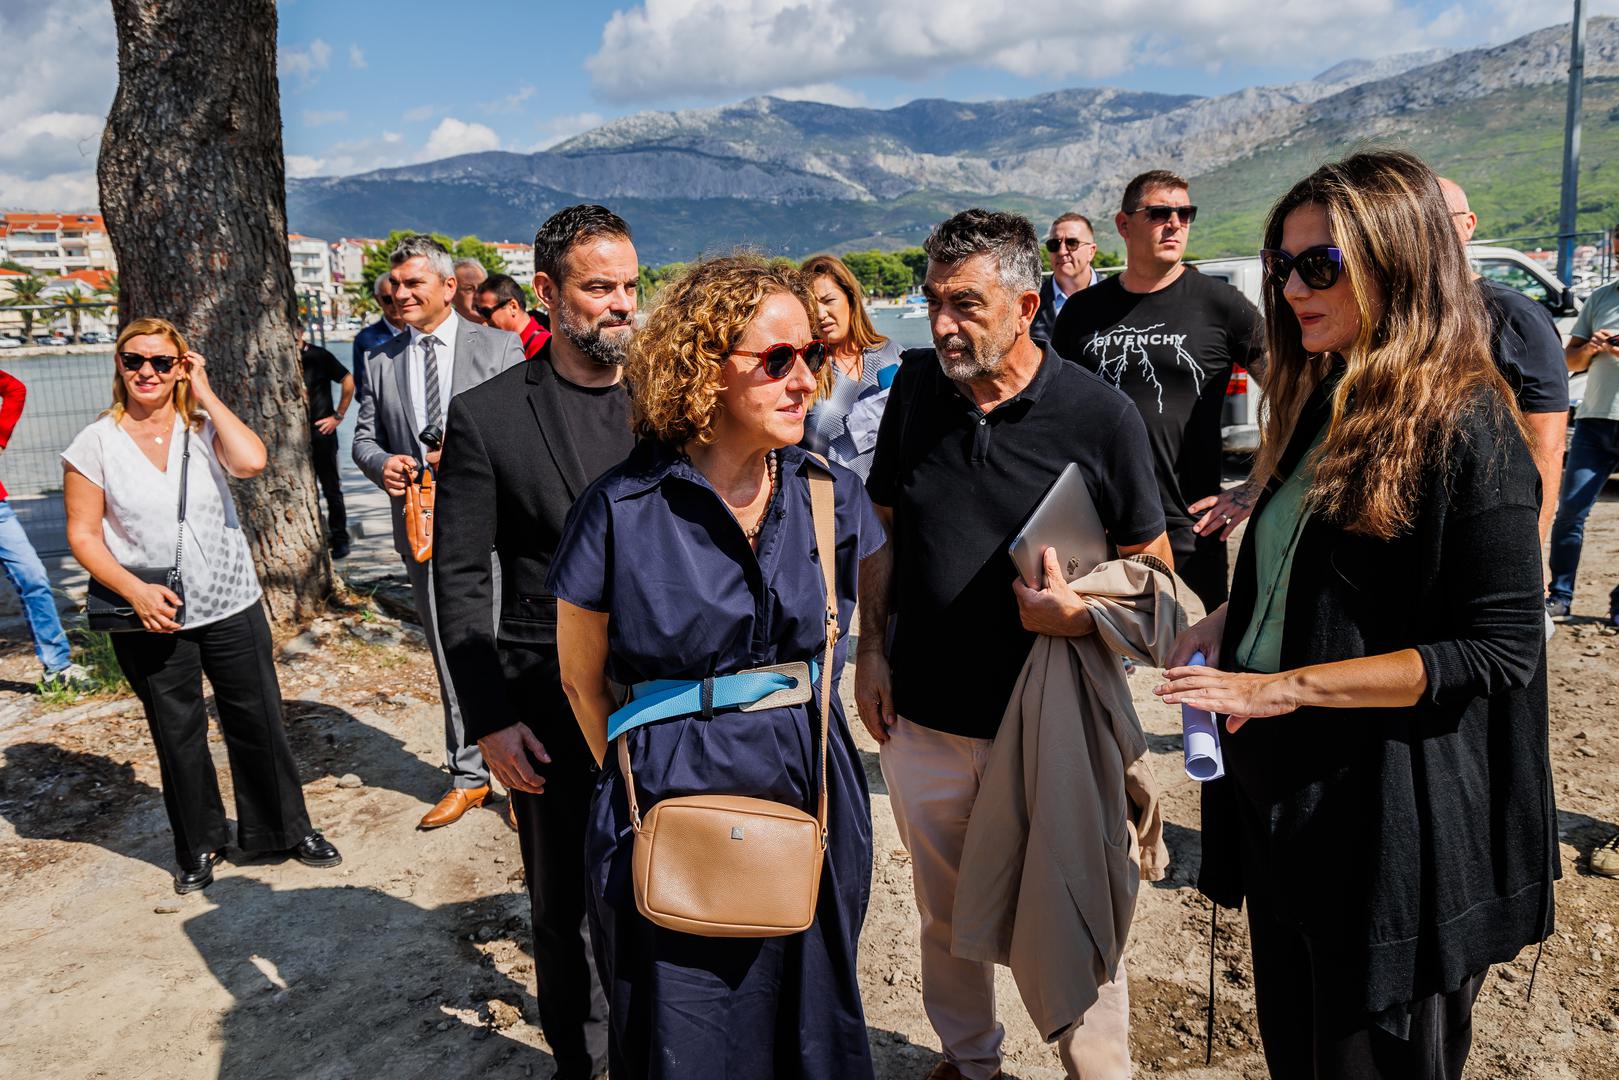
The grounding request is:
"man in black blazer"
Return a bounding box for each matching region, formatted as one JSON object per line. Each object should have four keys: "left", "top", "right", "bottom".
{"left": 433, "top": 205, "right": 639, "bottom": 1080}
{"left": 1031, "top": 211, "right": 1101, "bottom": 344}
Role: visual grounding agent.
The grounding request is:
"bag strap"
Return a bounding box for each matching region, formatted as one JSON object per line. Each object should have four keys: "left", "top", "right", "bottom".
{"left": 172, "top": 424, "right": 192, "bottom": 574}
{"left": 617, "top": 453, "right": 840, "bottom": 842}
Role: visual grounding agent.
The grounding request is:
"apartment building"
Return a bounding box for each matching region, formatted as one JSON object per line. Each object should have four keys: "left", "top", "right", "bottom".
{"left": 0, "top": 213, "right": 118, "bottom": 277}
{"left": 289, "top": 233, "right": 334, "bottom": 297}
{"left": 492, "top": 241, "right": 534, "bottom": 283}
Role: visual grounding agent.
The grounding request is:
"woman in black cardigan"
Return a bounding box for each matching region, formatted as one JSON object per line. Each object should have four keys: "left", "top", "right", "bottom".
{"left": 1155, "top": 150, "right": 1556, "bottom": 1079}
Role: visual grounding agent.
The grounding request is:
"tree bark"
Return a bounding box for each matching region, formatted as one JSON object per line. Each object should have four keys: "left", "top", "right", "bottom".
{"left": 99, "top": 0, "right": 330, "bottom": 627}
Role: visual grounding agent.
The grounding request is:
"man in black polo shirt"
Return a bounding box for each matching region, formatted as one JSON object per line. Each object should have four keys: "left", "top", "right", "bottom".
{"left": 859, "top": 209, "right": 1167, "bottom": 1080}
{"left": 296, "top": 325, "right": 354, "bottom": 558}
{"left": 1051, "top": 170, "right": 1262, "bottom": 611}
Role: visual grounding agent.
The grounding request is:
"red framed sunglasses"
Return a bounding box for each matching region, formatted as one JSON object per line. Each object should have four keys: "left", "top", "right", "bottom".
{"left": 732, "top": 340, "right": 827, "bottom": 379}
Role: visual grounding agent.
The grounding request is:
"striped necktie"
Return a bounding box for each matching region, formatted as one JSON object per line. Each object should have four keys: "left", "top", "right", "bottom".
{"left": 421, "top": 333, "right": 442, "bottom": 429}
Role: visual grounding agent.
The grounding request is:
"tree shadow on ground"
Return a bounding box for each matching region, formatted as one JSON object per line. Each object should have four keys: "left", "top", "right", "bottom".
{"left": 281, "top": 696, "right": 451, "bottom": 808}
{"left": 0, "top": 741, "right": 173, "bottom": 873}
{"left": 185, "top": 875, "right": 554, "bottom": 1080}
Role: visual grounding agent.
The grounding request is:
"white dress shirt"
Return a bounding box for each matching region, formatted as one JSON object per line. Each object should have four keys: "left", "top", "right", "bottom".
{"left": 406, "top": 309, "right": 459, "bottom": 458}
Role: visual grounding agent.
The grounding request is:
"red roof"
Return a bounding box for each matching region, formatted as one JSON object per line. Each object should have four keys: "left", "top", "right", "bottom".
{"left": 55, "top": 268, "right": 114, "bottom": 290}
{"left": 2, "top": 212, "right": 106, "bottom": 234}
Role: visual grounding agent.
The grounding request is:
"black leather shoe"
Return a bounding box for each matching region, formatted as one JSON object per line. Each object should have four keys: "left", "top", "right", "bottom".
{"left": 174, "top": 850, "right": 223, "bottom": 894}
{"left": 330, "top": 539, "right": 351, "bottom": 559}
{"left": 291, "top": 831, "right": 342, "bottom": 868}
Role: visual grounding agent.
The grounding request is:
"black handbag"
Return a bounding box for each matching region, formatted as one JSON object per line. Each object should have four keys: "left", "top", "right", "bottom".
{"left": 86, "top": 426, "right": 190, "bottom": 632}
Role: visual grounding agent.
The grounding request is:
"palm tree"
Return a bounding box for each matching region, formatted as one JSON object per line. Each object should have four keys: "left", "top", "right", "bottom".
{"left": 94, "top": 272, "right": 120, "bottom": 324}
{"left": 1, "top": 274, "right": 48, "bottom": 340}
{"left": 55, "top": 289, "right": 99, "bottom": 344}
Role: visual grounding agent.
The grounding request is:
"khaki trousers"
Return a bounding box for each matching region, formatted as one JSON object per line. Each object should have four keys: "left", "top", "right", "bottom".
{"left": 882, "top": 715, "right": 1133, "bottom": 1080}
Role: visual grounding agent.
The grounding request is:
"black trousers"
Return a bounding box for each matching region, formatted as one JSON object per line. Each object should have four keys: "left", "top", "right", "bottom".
{"left": 1247, "top": 905, "right": 1488, "bottom": 1080}
{"left": 311, "top": 429, "right": 348, "bottom": 544}
{"left": 112, "top": 604, "right": 312, "bottom": 865}
{"left": 1169, "top": 523, "right": 1230, "bottom": 611}
{"left": 513, "top": 754, "right": 610, "bottom": 1080}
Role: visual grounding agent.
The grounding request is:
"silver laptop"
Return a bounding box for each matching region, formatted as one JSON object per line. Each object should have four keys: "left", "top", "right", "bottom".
{"left": 1008, "top": 462, "right": 1110, "bottom": 588}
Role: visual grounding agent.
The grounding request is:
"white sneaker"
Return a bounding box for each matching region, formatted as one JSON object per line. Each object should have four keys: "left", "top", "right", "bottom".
{"left": 42, "top": 662, "right": 94, "bottom": 690}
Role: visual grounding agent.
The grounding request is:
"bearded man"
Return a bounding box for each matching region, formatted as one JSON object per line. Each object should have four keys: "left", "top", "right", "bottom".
{"left": 433, "top": 204, "right": 638, "bottom": 1080}
{"left": 858, "top": 209, "right": 1169, "bottom": 1080}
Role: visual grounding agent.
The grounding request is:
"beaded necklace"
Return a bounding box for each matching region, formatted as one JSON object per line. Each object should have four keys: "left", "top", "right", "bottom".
{"left": 742, "top": 450, "right": 779, "bottom": 540}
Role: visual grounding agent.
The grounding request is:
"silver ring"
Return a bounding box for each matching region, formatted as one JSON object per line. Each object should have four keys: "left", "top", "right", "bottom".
{"left": 1221, "top": 513, "right": 1232, "bottom": 525}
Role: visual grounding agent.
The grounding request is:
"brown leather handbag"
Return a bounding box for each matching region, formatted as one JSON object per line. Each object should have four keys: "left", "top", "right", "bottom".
{"left": 405, "top": 463, "right": 435, "bottom": 563}
{"left": 617, "top": 458, "right": 839, "bottom": 937}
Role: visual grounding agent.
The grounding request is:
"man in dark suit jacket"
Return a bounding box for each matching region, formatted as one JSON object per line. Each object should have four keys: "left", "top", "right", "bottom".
{"left": 352, "top": 235, "right": 525, "bottom": 829}
{"left": 1031, "top": 211, "right": 1101, "bottom": 344}
{"left": 434, "top": 205, "right": 640, "bottom": 1080}
{"left": 351, "top": 272, "right": 401, "bottom": 394}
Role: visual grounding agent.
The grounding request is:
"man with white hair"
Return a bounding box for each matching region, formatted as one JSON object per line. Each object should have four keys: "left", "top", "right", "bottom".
{"left": 453, "top": 257, "right": 489, "bottom": 325}
{"left": 352, "top": 234, "right": 525, "bottom": 829}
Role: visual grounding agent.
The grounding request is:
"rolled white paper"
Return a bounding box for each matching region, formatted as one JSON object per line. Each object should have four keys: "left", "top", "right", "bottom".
{"left": 1181, "top": 650, "right": 1225, "bottom": 782}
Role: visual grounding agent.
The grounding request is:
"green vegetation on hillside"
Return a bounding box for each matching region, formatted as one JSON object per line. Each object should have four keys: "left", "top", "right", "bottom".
{"left": 1184, "top": 77, "right": 1619, "bottom": 258}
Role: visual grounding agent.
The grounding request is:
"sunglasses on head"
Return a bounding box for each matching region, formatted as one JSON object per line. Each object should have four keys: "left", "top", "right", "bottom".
{"left": 119, "top": 352, "right": 178, "bottom": 373}
{"left": 732, "top": 340, "right": 828, "bottom": 379}
{"left": 1259, "top": 245, "right": 1345, "bottom": 291}
{"left": 1130, "top": 204, "right": 1197, "bottom": 225}
{"left": 1045, "top": 237, "right": 1094, "bottom": 252}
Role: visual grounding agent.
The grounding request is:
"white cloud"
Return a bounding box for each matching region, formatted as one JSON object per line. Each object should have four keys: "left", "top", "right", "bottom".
{"left": 527, "top": 111, "right": 607, "bottom": 151}
{"left": 348, "top": 43, "right": 367, "bottom": 69}
{"left": 481, "top": 85, "right": 536, "bottom": 114}
{"left": 403, "top": 104, "right": 442, "bottom": 123}
{"left": 303, "top": 109, "right": 349, "bottom": 127}
{"left": 0, "top": 1, "right": 116, "bottom": 208}
{"left": 279, "top": 38, "right": 332, "bottom": 82}
{"left": 421, "top": 118, "right": 502, "bottom": 160}
{"left": 291, "top": 132, "right": 410, "bottom": 178}
{"left": 285, "top": 154, "right": 327, "bottom": 178}
{"left": 586, "top": 0, "right": 1619, "bottom": 103}
{"left": 766, "top": 83, "right": 869, "bottom": 108}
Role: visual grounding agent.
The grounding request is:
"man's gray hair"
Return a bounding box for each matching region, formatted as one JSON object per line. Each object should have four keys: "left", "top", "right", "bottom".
{"left": 371, "top": 272, "right": 395, "bottom": 301}
{"left": 453, "top": 257, "right": 487, "bottom": 281}
{"left": 923, "top": 209, "right": 1042, "bottom": 296}
{"left": 389, "top": 234, "right": 454, "bottom": 279}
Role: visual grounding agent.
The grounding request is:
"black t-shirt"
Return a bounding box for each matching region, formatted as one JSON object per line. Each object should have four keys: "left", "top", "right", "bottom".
{"left": 866, "top": 346, "right": 1165, "bottom": 739}
{"left": 1479, "top": 279, "right": 1570, "bottom": 414}
{"left": 1051, "top": 268, "right": 1261, "bottom": 529}
{"left": 550, "top": 362, "right": 632, "bottom": 477}
{"left": 299, "top": 343, "right": 350, "bottom": 425}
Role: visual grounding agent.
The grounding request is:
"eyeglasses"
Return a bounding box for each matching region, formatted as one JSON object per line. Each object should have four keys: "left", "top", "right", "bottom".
{"left": 119, "top": 352, "right": 178, "bottom": 373}
{"left": 1259, "top": 245, "right": 1345, "bottom": 291}
{"left": 1045, "top": 237, "right": 1095, "bottom": 252}
{"left": 474, "top": 301, "right": 512, "bottom": 321}
{"left": 732, "top": 340, "right": 828, "bottom": 379}
{"left": 1129, "top": 204, "right": 1198, "bottom": 225}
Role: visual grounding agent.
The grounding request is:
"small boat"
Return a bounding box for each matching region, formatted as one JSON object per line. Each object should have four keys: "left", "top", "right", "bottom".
{"left": 898, "top": 307, "right": 927, "bottom": 319}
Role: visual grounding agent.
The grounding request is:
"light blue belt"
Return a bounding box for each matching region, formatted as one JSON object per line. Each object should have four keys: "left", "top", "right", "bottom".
{"left": 607, "top": 660, "right": 819, "bottom": 742}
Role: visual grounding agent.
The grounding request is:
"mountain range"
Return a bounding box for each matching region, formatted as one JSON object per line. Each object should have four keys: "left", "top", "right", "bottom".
{"left": 286, "top": 19, "right": 1619, "bottom": 263}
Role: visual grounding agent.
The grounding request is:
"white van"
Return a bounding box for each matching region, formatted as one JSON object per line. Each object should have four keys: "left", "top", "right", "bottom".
{"left": 1193, "top": 247, "right": 1584, "bottom": 454}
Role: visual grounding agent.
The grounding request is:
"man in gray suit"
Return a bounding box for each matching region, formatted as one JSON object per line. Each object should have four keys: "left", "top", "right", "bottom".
{"left": 353, "top": 234, "right": 525, "bottom": 829}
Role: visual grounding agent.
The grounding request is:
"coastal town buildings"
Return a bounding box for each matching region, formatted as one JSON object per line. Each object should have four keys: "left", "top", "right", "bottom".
{"left": 0, "top": 213, "right": 118, "bottom": 277}
{"left": 492, "top": 241, "right": 534, "bottom": 282}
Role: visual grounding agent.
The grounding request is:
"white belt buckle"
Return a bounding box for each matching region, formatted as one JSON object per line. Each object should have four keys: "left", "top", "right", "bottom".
{"left": 739, "top": 661, "right": 814, "bottom": 712}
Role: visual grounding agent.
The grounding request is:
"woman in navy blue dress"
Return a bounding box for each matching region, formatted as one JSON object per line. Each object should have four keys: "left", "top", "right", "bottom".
{"left": 550, "top": 253, "right": 886, "bottom": 1079}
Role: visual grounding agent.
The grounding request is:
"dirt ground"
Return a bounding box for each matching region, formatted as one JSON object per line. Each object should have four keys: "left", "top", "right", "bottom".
{"left": 1, "top": 488, "right": 1617, "bottom": 1080}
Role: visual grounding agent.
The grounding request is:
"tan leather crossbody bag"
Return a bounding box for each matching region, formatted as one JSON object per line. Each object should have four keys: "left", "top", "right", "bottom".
{"left": 405, "top": 463, "right": 435, "bottom": 563}
{"left": 616, "top": 459, "right": 839, "bottom": 937}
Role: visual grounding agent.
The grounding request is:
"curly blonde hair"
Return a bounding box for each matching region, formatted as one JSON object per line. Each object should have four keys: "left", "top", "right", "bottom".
{"left": 628, "top": 253, "right": 829, "bottom": 446}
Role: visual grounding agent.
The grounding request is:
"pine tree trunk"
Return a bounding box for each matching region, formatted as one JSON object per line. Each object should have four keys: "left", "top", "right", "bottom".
{"left": 98, "top": 0, "right": 330, "bottom": 628}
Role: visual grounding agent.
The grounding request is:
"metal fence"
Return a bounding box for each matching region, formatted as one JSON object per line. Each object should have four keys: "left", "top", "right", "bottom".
{"left": 1, "top": 350, "right": 116, "bottom": 556}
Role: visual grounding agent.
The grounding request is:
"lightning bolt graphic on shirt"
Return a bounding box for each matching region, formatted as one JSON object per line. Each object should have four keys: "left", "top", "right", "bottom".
{"left": 1082, "top": 323, "right": 1205, "bottom": 412}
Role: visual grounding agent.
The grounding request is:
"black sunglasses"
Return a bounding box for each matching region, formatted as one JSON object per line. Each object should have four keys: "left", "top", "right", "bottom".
{"left": 474, "top": 300, "right": 512, "bottom": 321}
{"left": 1260, "top": 245, "right": 1345, "bottom": 291}
{"left": 119, "top": 352, "right": 178, "bottom": 373}
{"left": 1045, "top": 237, "right": 1095, "bottom": 252}
{"left": 1130, "top": 204, "right": 1197, "bottom": 225}
{"left": 732, "top": 340, "right": 828, "bottom": 379}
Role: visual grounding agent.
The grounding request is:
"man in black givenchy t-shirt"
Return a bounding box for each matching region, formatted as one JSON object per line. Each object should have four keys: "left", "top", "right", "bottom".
{"left": 1052, "top": 169, "right": 1261, "bottom": 609}
{"left": 297, "top": 325, "right": 354, "bottom": 558}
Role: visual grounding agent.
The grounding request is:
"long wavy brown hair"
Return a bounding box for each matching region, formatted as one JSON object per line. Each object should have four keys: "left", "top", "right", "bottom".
{"left": 800, "top": 254, "right": 888, "bottom": 358}
{"left": 628, "top": 253, "right": 829, "bottom": 446}
{"left": 108, "top": 317, "right": 204, "bottom": 430}
{"left": 1254, "top": 150, "right": 1526, "bottom": 539}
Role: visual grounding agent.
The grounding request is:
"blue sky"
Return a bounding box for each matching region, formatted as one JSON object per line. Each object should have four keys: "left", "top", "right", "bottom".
{"left": 0, "top": 0, "right": 1605, "bottom": 208}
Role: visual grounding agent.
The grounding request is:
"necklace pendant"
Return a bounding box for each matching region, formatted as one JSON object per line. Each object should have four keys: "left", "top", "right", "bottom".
{"left": 153, "top": 435, "right": 164, "bottom": 444}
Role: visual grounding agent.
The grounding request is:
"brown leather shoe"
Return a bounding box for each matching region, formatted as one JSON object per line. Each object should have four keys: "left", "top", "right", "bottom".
{"left": 418, "top": 785, "right": 490, "bottom": 829}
